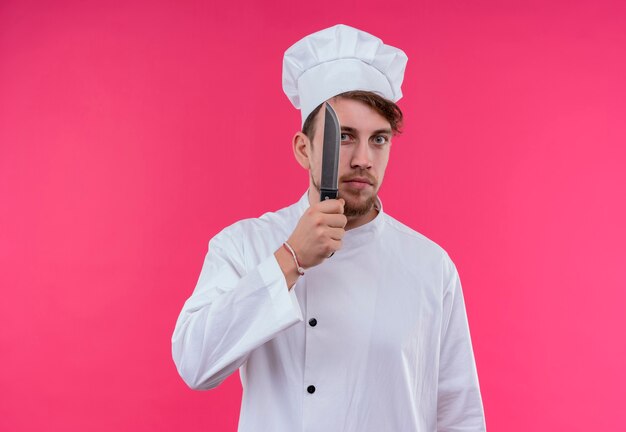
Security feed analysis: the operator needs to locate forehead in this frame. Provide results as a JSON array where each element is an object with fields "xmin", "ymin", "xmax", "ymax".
[{"xmin": 326, "ymin": 97, "xmax": 391, "ymax": 131}]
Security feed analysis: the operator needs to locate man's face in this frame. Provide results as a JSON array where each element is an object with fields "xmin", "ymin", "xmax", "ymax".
[{"xmin": 308, "ymin": 97, "xmax": 392, "ymax": 217}]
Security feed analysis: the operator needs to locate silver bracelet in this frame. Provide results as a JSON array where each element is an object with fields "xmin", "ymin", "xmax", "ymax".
[{"xmin": 282, "ymin": 241, "xmax": 304, "ymax": 276}]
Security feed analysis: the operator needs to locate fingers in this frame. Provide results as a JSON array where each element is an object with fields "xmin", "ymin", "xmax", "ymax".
[
  {"xmin": 288, "ymin": 198, "xmax": 346, "ymax": 269},
  {"xmin": 316, "ymin": 199, "xmax": 347, "ymax": 228},
  {"xmin": 328, "ymin": 227, "xmax": 345, "ymax": 241},
  {"xmin": 306, "ymin": 202, "xmax": 347, "ymax": 228},
  {"xmin": 317, "ymin": 198, "xmax": 345, "ymax": 215},
  {"xmin": 325, "ymin": 214, "xmax": 348, "ymax": 229}
]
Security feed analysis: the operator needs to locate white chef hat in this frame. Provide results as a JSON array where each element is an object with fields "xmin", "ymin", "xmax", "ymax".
[{"xmin": 282, "ymin": 24, "xmax": 408, "ymax": 126}]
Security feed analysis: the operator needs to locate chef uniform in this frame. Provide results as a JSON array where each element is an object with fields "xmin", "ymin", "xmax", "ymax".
[{"xmin": 172, "ymin": 24, "xmax": 486, "ymax": 432}]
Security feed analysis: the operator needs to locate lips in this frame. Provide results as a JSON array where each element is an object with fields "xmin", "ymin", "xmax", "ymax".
[
  {"xmin": 342, "ymin": 176, "xmax": 375, "ymax": 191},
  {"xmin": 342, "ymin": 177, "xmax": 373, "ymax": 185}
]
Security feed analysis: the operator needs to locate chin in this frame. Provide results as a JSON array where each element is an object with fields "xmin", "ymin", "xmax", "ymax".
[{"xmin": 341, "ymin": 192, "xmax": 377, "ymax": 217}]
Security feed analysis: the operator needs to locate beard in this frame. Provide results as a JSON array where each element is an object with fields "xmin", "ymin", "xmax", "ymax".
[{"xmin": 311, "ymin": 170, "xmax": 378, "ymax": 217}]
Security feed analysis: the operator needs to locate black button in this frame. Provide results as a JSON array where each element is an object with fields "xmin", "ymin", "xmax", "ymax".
[
  {"xmin": 308, "ymin": 318, "xmax": 317, "ymax": 327},
  {"xmin": 307, "ymin": 385, "xmax": 316, "ymax": 394}
]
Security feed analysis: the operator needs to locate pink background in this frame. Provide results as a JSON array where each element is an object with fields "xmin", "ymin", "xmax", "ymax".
[{"xmin": 1, "ymin": 0, "xmax": 625, "ymax": 430}]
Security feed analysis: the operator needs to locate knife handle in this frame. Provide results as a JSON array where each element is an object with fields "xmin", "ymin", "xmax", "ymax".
[{"xmin": 320, "ymin": 188, "xmax": 338, "ymax": 201}]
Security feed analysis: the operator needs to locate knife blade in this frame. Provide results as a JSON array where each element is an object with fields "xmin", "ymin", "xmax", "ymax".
[{"xmin": 320, "ymin": 102, "xmax": 340, "ymax": 201}]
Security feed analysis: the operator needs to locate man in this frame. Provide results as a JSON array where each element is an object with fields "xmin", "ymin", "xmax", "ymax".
[{"xmin": 172, "ymin": 24, "xmax": 486, "ymax": 431}]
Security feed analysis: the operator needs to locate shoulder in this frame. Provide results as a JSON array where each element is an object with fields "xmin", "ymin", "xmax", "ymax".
[
  {"xmin": 380, "ymin": 213, "xmax": 460, "ymax": 290},
  {"xmin": 381, "ymin": 212, "xmax": 455, "ymax": 268},
  {"xmin": 381, "ymin": 213, "xmax": 448, "ymax": 254}
]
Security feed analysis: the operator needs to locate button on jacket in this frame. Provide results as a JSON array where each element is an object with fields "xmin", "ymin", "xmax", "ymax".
[{"xmin": 172, "ymin": 193, "xmax": 486, "ymax": 431}]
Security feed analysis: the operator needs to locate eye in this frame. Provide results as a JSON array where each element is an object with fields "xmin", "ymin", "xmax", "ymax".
[
  {"xmin": 372, "ymin": 135, "xmax": 389, "ymax": 145},
  {"xmin": 340, "ymin": 133, "xmax": 352, "ymax": 142}
]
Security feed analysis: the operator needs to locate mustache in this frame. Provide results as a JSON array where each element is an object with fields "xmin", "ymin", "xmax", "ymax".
[{"xmin": 339, "ymin": 172, "xmax": 377, "ymax": 185}]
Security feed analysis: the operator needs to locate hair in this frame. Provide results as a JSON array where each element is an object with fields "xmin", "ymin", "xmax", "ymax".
[{"xmin": 301, "ymin": 90, "xmax": 404, "ymax": 141}]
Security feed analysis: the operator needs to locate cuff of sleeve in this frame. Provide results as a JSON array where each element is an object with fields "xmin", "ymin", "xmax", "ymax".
[{"xmin": 257, "ymin": 253, "xmax": 304, "ymax": 324}]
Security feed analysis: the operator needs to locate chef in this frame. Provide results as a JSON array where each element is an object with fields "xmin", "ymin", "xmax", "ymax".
[{"xmin": 172, "ymin": 24, "xmax": 486, "ymax": 431}]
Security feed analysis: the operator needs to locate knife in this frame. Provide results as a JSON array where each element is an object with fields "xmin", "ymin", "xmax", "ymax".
[{"xmin": 320, "ymin": 102, "xmax": 341, "ymax": 201}]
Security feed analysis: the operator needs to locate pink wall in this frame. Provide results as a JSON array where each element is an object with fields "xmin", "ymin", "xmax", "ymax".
[{"xmin": 1, "ymin": 0, "xmax": 625, "ymax": 430}]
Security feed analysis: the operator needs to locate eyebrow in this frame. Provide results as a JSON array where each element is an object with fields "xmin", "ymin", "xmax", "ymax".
[{"xmin": 341, "ymin": 126, "xmax": 393, "ymax": 135}]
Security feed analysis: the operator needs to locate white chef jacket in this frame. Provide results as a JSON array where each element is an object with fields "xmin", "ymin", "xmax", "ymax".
[{"xmin": 172, "ymin": 192, "xmax": 486, "ymax": 432}]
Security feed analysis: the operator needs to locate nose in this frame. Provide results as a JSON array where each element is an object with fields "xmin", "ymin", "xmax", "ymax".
[{"xmin": 349, "ymin": 140, "xmax": 372, "ymax": 170}]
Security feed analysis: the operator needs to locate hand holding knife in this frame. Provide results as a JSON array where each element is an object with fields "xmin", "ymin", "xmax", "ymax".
[{"xmin": 277, "ymin": 102, "xmax": 345, "ymax": 276}]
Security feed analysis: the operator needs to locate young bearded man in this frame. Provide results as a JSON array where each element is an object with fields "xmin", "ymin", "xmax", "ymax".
[{"xmin": 172, "ymin": 24, "xmax": 486, "ymax": 432}]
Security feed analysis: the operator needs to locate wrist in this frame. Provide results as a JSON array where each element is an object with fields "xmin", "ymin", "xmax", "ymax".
[{"xmin": 274, "ymin": 246, "xmax": 301, "ymax": 290}]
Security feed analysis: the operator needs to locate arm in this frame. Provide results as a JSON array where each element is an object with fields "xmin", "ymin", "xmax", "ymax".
[
  {"xmin": 171, "ymin": 198, "xmax": 347, "ymax": 390},
  {"xmin": 437, "ymin": 257, "xmax": 486, "ymax": 431},
  {"xmin": 171, "ymin": 228, "xmax": 304, "ymax": 390}
]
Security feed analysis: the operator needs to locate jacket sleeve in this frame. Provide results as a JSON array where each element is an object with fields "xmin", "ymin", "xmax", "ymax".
[
  {"xmin": 171, "ymin": 228, "xmax": 304, "ymax": 390},
  {"xmin": 437, "ymin": 256, "xmax": 486, "ymax": 431}
]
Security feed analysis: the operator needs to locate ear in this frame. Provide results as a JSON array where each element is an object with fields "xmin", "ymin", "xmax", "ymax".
[{"xmin": 292, "ymin": 131, "xmax": 311, "ymax": 170}]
